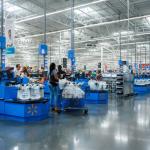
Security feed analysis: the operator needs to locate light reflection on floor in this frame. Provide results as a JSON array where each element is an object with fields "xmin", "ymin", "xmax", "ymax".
[{"xmin": 0, "ymin": 94, "xmax": 150, "ymax": 150}]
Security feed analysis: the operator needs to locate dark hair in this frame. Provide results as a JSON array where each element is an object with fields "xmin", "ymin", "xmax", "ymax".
[
  {"xmin": 58, "ymin": 65, "xmax": 62, "ymax": 71},
  {"xmin": 16, "ymin": 64, "xmax": 20, "ymax": 68},
  {"xmin": 49, "ymin": 63, "xmax": 56, "ymax": 74}
]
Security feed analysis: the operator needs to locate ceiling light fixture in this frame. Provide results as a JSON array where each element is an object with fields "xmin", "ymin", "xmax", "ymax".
[{"xmin": 15, "ymin": 0, "xmax": 107, "ymax": 23}]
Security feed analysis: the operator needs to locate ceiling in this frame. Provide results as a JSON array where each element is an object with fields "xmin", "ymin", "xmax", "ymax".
[{"xmin": 1, "ymin": 0, "xmax": 150, "ymax": 70}]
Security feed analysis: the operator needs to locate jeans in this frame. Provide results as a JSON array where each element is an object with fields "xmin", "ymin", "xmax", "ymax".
[{"xmin": 49, "ymin": 84, "xmax": 59, "ymax": 109}]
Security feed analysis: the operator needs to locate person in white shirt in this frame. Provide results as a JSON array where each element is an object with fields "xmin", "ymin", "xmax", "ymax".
[{"xmin": 15, "ymin": 64, "xmax": 21, "ymax": 77}]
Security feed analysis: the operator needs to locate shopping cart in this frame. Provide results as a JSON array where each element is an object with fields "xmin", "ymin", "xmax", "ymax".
[{"xmin": 61, "ymin": 97, "xmax": 88, "ymax": 115}]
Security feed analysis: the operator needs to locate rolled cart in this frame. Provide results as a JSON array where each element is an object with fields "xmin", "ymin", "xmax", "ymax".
[
  {"xmin": 58, "ymin": 80, "xmax": 88, "ymax": 114},
  {"xmin": 61, "ymin": 97, "xmax": 88, "ymax": 115}
]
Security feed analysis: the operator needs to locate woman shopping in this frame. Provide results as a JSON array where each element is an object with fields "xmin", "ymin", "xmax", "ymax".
[{"xmin": 49, "ymin": 63, "xmax": 61, "ymax": 112}]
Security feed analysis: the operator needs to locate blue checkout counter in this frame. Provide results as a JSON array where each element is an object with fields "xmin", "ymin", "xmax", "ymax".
[
  {"xmin": 0, "ymin": 85, "xmax": 49, "ymax": 122},
  {"xmin": 85, "ymin": 90, "xmax": 108, "ymax": 104},
  {"xmin": 133, "ymin": 77, "xmax": 150, "ymax": 94}
]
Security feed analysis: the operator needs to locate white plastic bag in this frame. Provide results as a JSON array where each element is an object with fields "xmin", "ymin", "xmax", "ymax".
[
  {"xmin": 30, "ymin": 84, "xmax": 41, "ymax": 100},
  {"xmin": 62, "ymin": 83, "xmax": 85, "ymax": 99},
  {"xmin": 59, "ymin": 79, "xmax": 69, "ymax": 90},
  {"xmin": 88, "ymin": 80, "xmax": 107, "ymax": 91},
  {"xmin": 17, "ymin": 85, "xmax": 30, "ymax": 101},
  {"xmin": 39, "ymin": 84, "xmax": 44, "ymax": 99}
]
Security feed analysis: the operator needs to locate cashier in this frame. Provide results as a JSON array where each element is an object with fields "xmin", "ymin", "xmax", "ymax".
[{"xmin": 15, "ymin": 64, "xmax": 21, "ymax": 77}]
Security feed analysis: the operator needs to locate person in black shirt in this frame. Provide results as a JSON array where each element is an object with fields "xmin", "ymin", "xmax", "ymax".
[
  {"xmin": 57, "ymin": 65, "xmax": 66, "ymax": 79},
  {"xmin": 49, "ymin": 63, "xmax": 60, "ymax": 112}
]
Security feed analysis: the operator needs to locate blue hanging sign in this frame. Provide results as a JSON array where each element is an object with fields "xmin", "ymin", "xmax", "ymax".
[
  {"xmin": 68, "ymin": 49, "xmax": 74, "ymax": 59},
  {"xmin": 39, "ymin": 43, "xmax": 48, "ymax": 55},
  {"xmin": 118, "ymin": 59, "xmax": 122, "ymax": 66},
  {"xmin": 0, "ymin": 36, "xmax": 6, "ymax": 49},
  {"xmin": 6, "ymin": 47, "xmax": 15, "ymax": 54}
]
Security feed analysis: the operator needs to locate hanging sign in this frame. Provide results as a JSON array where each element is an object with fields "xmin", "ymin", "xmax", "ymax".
[
  {"xmin": 5, "ymin": 18, "xmax": 15, "ymax": 55},
  {"xmin": 0, "ymin": 36, "xmax": 6, "ymax": 49},
  {"xmin": 68, "ymin": 49, "xmax": 76, "ymax": 72},
  {"xmin": 118, "ymin": 59, "xmax": 122, "ymax": 66},
  {"xmin": 6, "ymin": 47, "xmax": 15, "ymax": 55},
  {"xmin": 68, "ymin": 49, "xmax": 74, "ymax": 59},
  {"xmin": 39, "ymin": 43, "xmax": 48, "ymax": 55}
]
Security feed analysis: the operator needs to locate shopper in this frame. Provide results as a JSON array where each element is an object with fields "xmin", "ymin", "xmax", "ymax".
[
  {"xmin": 49, "ymin": 63, "xmax": 60, "ymax": 112},
  {"xmin": 15, "ymin": 64, "xmax": 21, "ymax": 77},
  {"xmin": 96, "ymin": 70, "xmax": 102, "ymax": 81},
  {"xmin": 57, "ymin": 65, "xmax": 66, "ymax": 79},
  {"xmin": 21, "ymin": 66, "xmax": 29, "ymax": 77}
]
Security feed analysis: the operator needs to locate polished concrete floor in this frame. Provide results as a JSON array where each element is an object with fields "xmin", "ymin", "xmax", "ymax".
[{"xmin": 0, "ymin": 94, "xmax": 150, "ymax": 150}]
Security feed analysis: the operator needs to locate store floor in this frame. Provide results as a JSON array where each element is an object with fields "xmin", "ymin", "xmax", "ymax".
[{"xmin": 0, "ymin": 94, "xmax": 150, "ymax": 150}]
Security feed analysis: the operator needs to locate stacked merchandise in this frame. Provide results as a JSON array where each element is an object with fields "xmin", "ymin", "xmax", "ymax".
[
  {"xmin": 102, "ymin": 73, "xmax": 117, "ymax": 93},
  {"xmin": 116, "ymin": 73, "xmax": 124, "ymax": 96},
  {"xmin": 116, "ymin": 65, "xmax": 124, "ymax": 96},
  {"xmin": 116, "ymin": 65, "xmax": 133, "ymax": 96}
]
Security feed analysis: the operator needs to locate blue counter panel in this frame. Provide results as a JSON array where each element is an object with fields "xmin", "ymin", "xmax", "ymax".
[
  {"xmin": 0, "ymin": 85, "xmax": 5, "ymax": 99},
  {"xmin": 85, "ymin": 91, "xmax": 108, "ymax": 104},
  {"xmin": 5, "ymin": 103, "xmax": 25, "ymax": 117},
  {"xmin": 133, "ymin": 85, "xmax": 149, "ymax": 94},
  {"xmin": 3, "ymin": 101, "xmax": 49, "ymax": 122},
  {"xmin": 4, "ymin": 86, "xmax": 18, "ymax": 100},
  {"xmin": 0, "ymin": 101, "xmax": 5, "ymax": 114},
  {"xmin": 5, "ymin": 102, "xmax": 49, "ymax": 117}
]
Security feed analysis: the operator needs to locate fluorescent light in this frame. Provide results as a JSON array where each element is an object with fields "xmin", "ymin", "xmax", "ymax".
[
  {"xmin": 147, "ymin": 17, "xmax": 150, "ymax": 22},
  {"xmin": 74, "ymin": 10, "xmax": 87, "ymax": 17},
  {"xmin": 15, "ymin": 0, "xmax": 107, "ymax": 23},
  {"xmin": 113, "ymin": 31, "xmax": 134, "ymax": 36},
  {"xmin": 5, "ymin": 2, "xmax": 21, "ymax": 12},
  {"xmin": 16, "ymin": 14, "xmax": 150, "ymax": 40},
  {"xmin": 75, "ymin": 7, "xmax": 98, "ymax": 18}
]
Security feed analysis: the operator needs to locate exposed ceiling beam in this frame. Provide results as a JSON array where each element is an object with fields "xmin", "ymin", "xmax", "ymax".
[
  {"xmin": 15, "ymin": 0, "xmax": 108, "ymax": 23},
  {"xmin": 16, "ymin": 14, "xmax": 150, "ymax": 39}
]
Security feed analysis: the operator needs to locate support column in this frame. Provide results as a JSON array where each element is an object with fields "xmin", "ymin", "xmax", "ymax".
[
  {"xmin": 1, "ymin": 0, "xmax": 5, "ymax": 70},
  {"xmin": 101, "ymin": 47, "xmax": 103, "ymax": 71}
]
